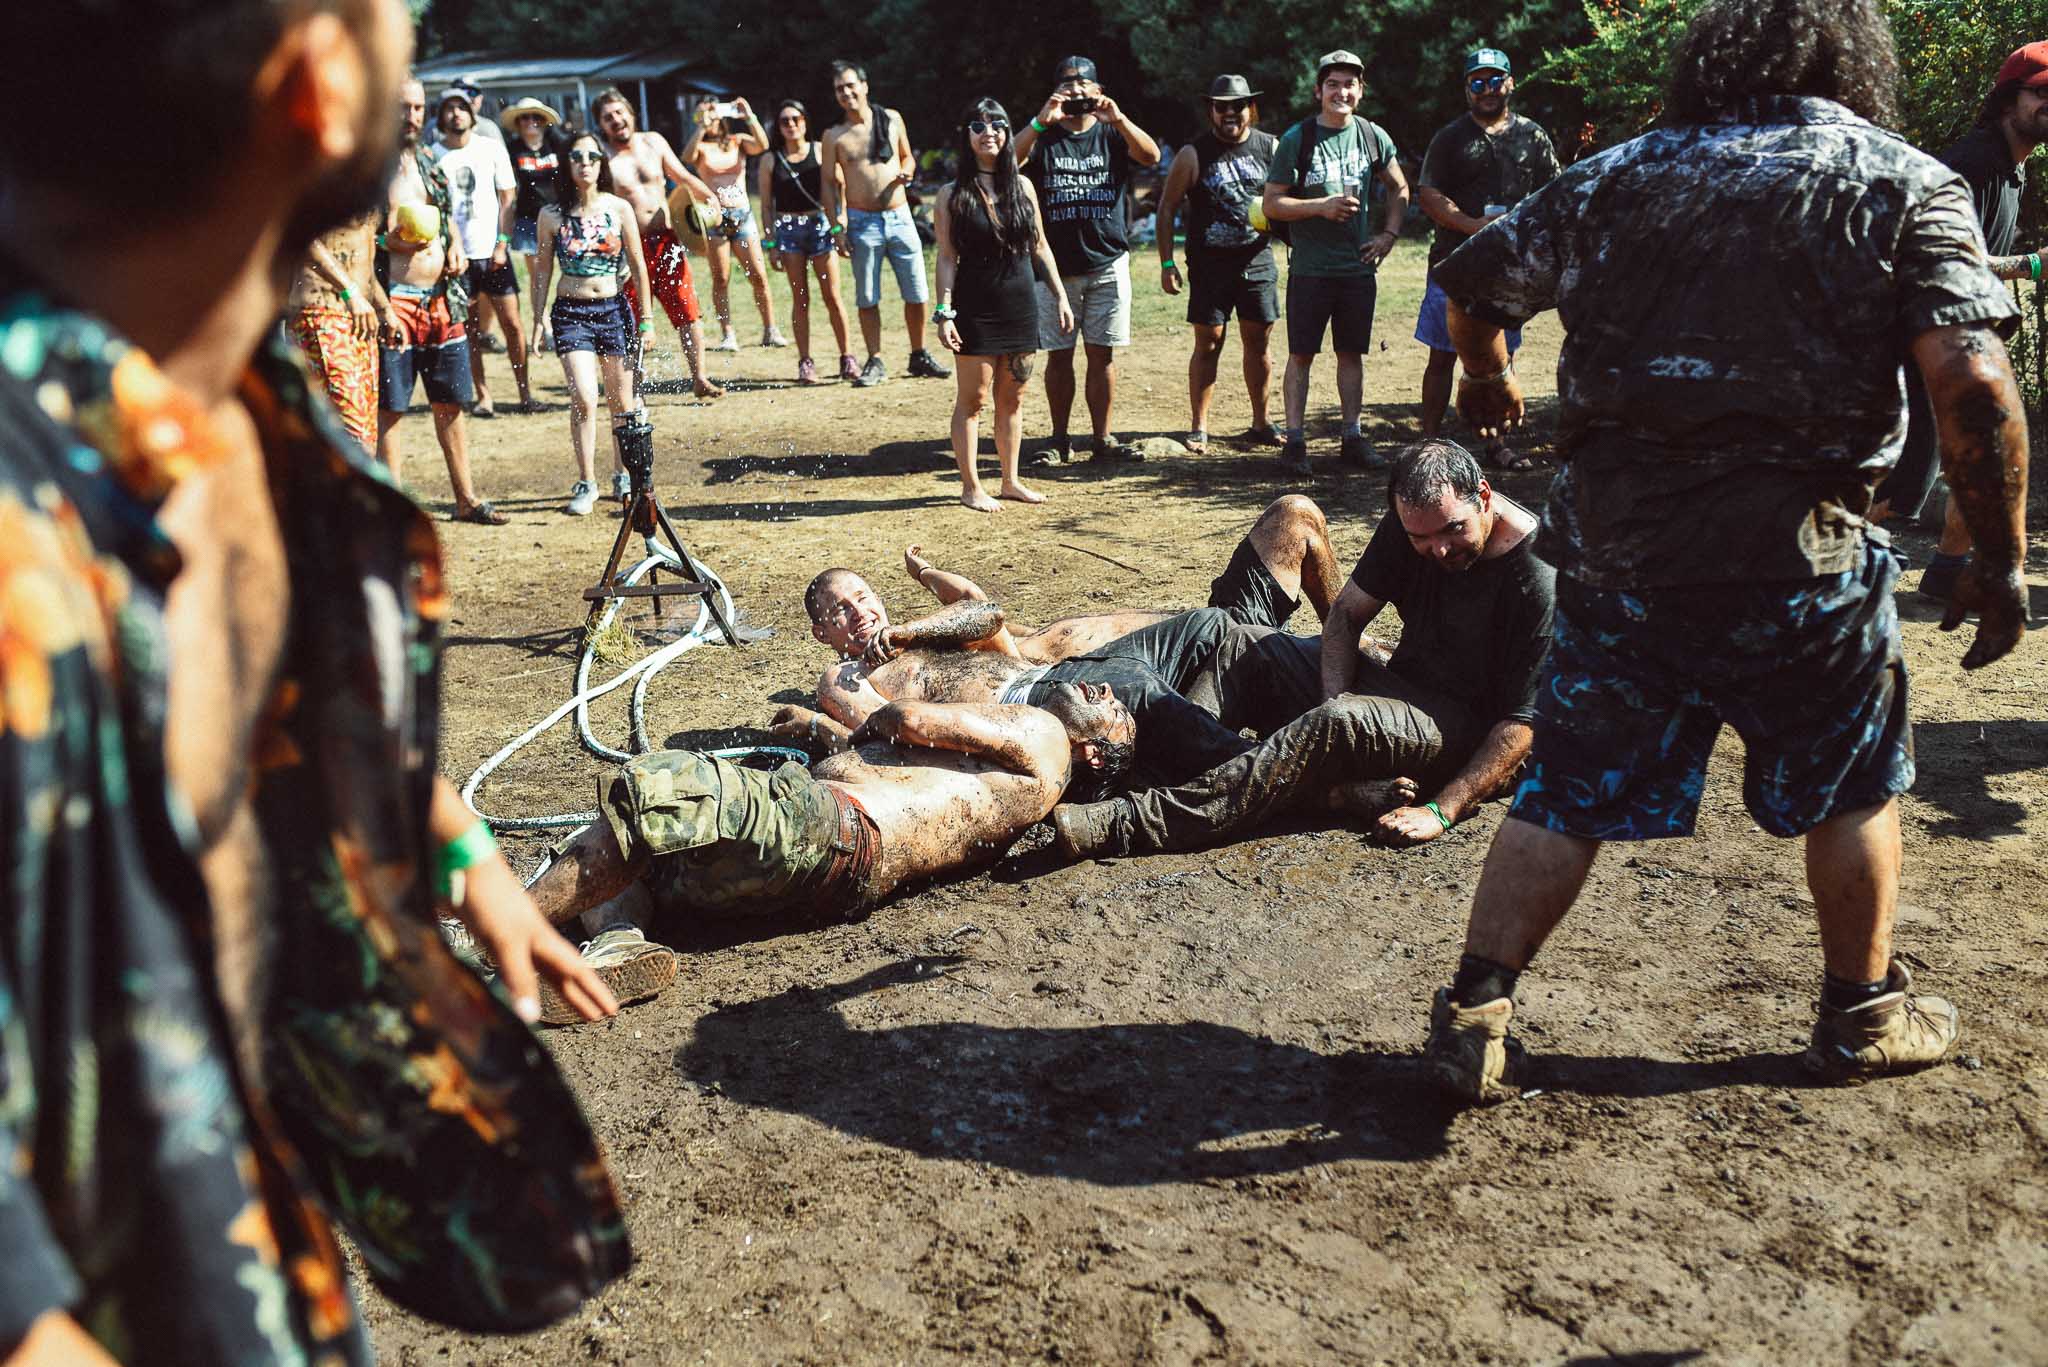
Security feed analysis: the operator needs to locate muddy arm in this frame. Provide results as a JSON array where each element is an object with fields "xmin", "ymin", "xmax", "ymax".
[
  {"xmin": 864, "ymin": 599, "xmax": 1007, "ymax": 667},
  {"xmin": 850, "ymin": 701, "xmax": 1066, "ymax": 783}
]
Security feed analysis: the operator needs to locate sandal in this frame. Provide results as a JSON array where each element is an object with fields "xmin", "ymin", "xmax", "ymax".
[
  {"xmin": 1186, "ymin": 429, "xmax": 1209, "ymax": 455},
  {"xmin": 1482, "ymin": 443, "xmax": 1539, "ymax": 472},
  {"xmin": 1241, "ymin": 423, "xmax": 1284, "ymax": 447},
  {"xmin": 452, "ymin": 500, "xmax": 510, "ymax": 525},
  {"xmin": 469, "ymin": 401, "xmax": 496, "ymax": 420}
]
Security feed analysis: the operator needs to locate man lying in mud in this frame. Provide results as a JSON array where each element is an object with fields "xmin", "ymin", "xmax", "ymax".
[
  {"xmin": 1051, "ymin": 439, "xmax": 1558, "ymax": 858},
  {"xmin": 805, "ymin": 496, "xmax": 1344, "ymax": 784},
  {"xmin": 520, "ymin": 692, "xmax": 1132, "ymax": 1021}
]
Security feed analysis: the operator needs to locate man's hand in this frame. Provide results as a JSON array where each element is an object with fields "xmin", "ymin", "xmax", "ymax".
[
  {"xmin": 347, "ymin": 290, "xmax": 378, "ymax": 341},
  {"xmin": 1457, "ymin": 371, "xmax": 1524, "ymax": 440},
  {"xmin": 1036, "ymin": 91, "xmax": 1065, "ymax": 128},
  {"xmin": 445, "ymin": 247, "xmax": 467, "ymax": 277},
  {"xmin": 1359, "ymin": 230, "xmax": 1397, "ymax": 267},
  {"xmin": 1324, "ymin": 193, "xmax": 1361, "ymax": 223},
  {"xmin": 1376, "ymin": 805, "xmax": 1449, "ymax": 847},
  {"xmin": 381, "ymin": 308, "xmax": 410, "ymax": 347},
  {"xmin": 490, "ymin": 239, "xmax": 510, "ymax": 267},
  {"xmin": 860, "ymin": 626, "xmax": 905, "ymax": 670},
  {"xmin": 1160, "ymin": 261, "xmax": 1182, "ymax": 296},
  {"xmin": 904, "ymin": 543, "xmax": 933, "ymax": 585},
  {"xmin": 834, "ymin": 217, "xmax": 852, "ymax": 257},
  {"xmin": 1942, "ymin": 557, "xmax": 2028, "ymax": 669},
  {"xmin": 1094, "ymin": 94, "xmax": 1125, "ymax": 126},
  {"xmin": 453, "ymin": 857, "xmax": 618, "ymax": 1024}
]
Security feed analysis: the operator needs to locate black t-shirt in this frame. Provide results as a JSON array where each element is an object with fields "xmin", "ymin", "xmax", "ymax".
[
  {"xmin": 1025, "ymin": 121, "xmax": 1133, "ymax": 274},
  {"xmin": 1349, "ymin": 510, "xmax": 1556, "ymax": 725},
  {"xmin": 1418, "ymin": 112, "xmax": 1560, "ymax": 269},
  {"xmin": 1939, "ymin": 122, "xmax": 2024, "ymax": 257},
  {"xmin": 510, "ymin": 134, "xmax": 563, "ymax": 221},
  {"xmin": 770, "ymin": 144, "xmax": 825, "ymax": 215},
  {"xmin": 1185, "ymin": 128, "xmax": 1277, "ymax": 264}
]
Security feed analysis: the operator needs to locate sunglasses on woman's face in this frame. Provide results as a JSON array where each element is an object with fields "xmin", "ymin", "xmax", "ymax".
[
  {"xmin": 967, "ymin": 119, "xmax": 1009, "ymax": 135},
  {"xmin": 567, "ymin": 149, "xmax": 604, "ymax": 165},
  {"xmin": 1468, "ymin": 74, "xmax": 1508, "ymax": 93},
  {"xmin": 778, "ymin": 114, "xmax": 804, "ymax": 124}
]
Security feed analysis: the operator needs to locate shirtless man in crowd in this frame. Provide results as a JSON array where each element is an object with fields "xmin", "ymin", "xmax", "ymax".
[
  {"xmin": 804, "ymin": 496, "xmax": 1345, "ymax": 784},
  {"xmin": 287, "ymin": 207, "xmax": 390, "ymax": 452},
  {"xmin": 819, "ymin": 60, "xmax": 949, "ymax": 386},
  {"xmin": 593, "ymin": 87, "xmax": 725, "ymax": 409},
  {"xmin": 380, "ymin": 77, "xmax": 507, "ymax": 522},
  {"xmin": 523, "ymin": 694, "xmax": 1134, "ymax": 1021}
]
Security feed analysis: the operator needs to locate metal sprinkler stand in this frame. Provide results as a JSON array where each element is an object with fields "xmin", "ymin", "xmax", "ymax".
[{"xmin": 583, "ymin": 408, "xmax": 740, "ymax": 645}]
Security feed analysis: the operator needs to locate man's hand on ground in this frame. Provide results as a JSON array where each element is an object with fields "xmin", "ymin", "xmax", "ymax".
[
  {"xmin": 1942, "ymin": 558, "xmax": 2028, "ymax": 669},
  {"xmin": 1376, "ymin": 804, "xmax": 1448, "ymax": 847},
  {"xmin": 453, "ymin": 857, "xmax": 619, "ymax": 1024},
  {"xmin": 1456, "ymin": 372, "xmax": 1524, "ymax": 439}
]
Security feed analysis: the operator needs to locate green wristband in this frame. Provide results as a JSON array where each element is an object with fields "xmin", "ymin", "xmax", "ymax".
[
  {"xmin": 1424, "ymin": 801, "xmax": 1451, "ymax": 832},
  {"xmin": 1031, "ymin": 117, "xmax": 1048, "ymax": 133},
  {"xmin": 2031, "ymin": 253, "xmax": 2042, "ymax": 283},
  {"xmin": 439, "ymin": 819, "xmax": 498, "ymax": 877}
]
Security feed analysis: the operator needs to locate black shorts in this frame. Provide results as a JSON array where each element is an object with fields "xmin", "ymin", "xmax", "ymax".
[
  {"xmin": 1285, "ymin": 272, "xmax": 1376, "ymax": 357},
  {"xmin": 1186, "ymin": 249, "xmax": 1279, "ymax": 327},
  {"xmin": 464, "ymin": 255, "xmax": 519, "ymax": 299},
  {"xmin": 550, "ymin": 295, "xmax": 637, "ymax": 358},
  {"xmin": 1207, "ymin": 537, "xmax": 1298, "ymax": 632}
]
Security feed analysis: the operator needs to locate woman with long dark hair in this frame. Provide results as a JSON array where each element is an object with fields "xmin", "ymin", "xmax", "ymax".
[
  {"xmin": 758, "ymin": 98, "xmax": 856, "ymax": 383},
  {"xmin": 933, "ymin": 98, "xmax": 1072, "ymax": 511},
  {"xmin": 529, "ymin": 130, "xmax": 652, "ymax": 515}
]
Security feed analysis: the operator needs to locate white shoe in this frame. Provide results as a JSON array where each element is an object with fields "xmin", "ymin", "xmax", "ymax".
[
  {"xmin": 713, "ymin": 331, "xmax": 741, "ymax": 353},
  {"xmin": 565, "ymin": 479, "xmax": 597, "ymax": 516},
  {"xmin": 763, "ymin": 327, "xmax": 791, "ymax": 348}
]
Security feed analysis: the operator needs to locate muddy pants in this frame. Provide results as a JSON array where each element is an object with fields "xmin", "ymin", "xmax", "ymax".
[{"xmin": 1105, "ymin": 657, "xmax": 1483, "ymax": 855}]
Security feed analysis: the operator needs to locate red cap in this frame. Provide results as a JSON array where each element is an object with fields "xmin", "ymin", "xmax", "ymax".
[{"xmin": 1996, "ymin": 41, "xmax": 2048, "ymax": 89}]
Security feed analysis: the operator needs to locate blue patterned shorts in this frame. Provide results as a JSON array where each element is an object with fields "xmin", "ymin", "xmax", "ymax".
[{"xmin": 1511, "ymin": 539, "xmax": 1913, "ymax": 840}]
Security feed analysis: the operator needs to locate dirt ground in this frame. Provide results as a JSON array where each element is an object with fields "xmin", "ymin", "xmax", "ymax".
[{"xmin": 361, "ymin": 240, "xmax": 2048, "ymax": 1365}]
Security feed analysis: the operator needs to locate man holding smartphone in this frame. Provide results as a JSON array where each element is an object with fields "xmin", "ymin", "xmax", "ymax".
[
  {"xmin": 1414, "ymin": 49, "xmax": 1560, "ymax": 472},
  {"xmin": 1017, "ymin": 55, "xmax": 1162, "ymax": 463},
  {"xmin": 1261, "ymin": 49, "xmax": 1408, "ymax": 477}
]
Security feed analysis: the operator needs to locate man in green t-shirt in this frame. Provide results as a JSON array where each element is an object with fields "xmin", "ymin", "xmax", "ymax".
[{"xmin": 1261, "ymin": 48, "xmax": 1408, "ymax": 476}]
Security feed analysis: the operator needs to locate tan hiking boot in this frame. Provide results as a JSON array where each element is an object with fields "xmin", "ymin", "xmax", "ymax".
[
  {"xmin": 537, "ymin": 926, "xmax": 677, "ymax": 1026},
  {"xmin": 1804, "ymin": 958, "xmax": 1959, "ymax": 1081},
  {"xmin": 1050, "ymin": 801, "xmax": 1129, "ymax": 860},
  {"xmin": 1423, "ymin": 989, "xmax": 1524, "ymax": 1104}
]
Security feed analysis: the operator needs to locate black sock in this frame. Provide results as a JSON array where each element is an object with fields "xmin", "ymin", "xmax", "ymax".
[
  {"xmin": 1822, "ymin": 972, "xmax": 1891, "ymax": 1011},
  {"xmin": 1449, "ymin": 954, "xmax": 1520, "ymax": 1006}
]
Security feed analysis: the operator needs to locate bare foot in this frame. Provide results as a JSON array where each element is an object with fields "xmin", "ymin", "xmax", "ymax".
[
  {"xmin": 694, "ymin": 379, "xmax": 725, "ymax": 399},
  {"xmin": 904, "ymin": 544, "xmax": 932, "ymax": 583},
  {"xmin": 1330, "ymin": 777, "xmax": 1418, "ymax": 820},
  {"xmin": 961, "ymin": 488, "xmax": 1001, "ymax": 513},
  {"xmin": 997, "ymin": 482, "xmax": 1046, "ymax": 505}
]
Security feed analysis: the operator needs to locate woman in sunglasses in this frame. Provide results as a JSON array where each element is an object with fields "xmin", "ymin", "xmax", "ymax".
[
  {"xmin": 933, "ymin": 98, "xmax": 1072, "ymax": 511},
  {"xmin": 529, "ymin": 131, "xmax": 653, "ymax": 516},
  {"xmin": 758, "ymin": 98, "xmax": 857, "ymax": 384}
]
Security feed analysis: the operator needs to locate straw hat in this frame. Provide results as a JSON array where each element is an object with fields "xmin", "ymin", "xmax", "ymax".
[{"xmin": 498, "ymin": 97, "xmax": 562, "ymax": 132}]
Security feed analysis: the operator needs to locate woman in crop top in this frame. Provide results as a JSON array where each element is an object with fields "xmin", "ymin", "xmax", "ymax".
[
  {"xmin": 756, "ymin": 98, "xmax": 855, "ymax": 385},
  {"xmin": 530, "ymin": 131, "xmax": 652, "ymax": 516},
  {"xmin": 682, "ymin": 95, "xmax": 787, "ymax": 353},
  {"xmin": 933, "ymin": 98, "xmax": 1072, "ymax": 512}
]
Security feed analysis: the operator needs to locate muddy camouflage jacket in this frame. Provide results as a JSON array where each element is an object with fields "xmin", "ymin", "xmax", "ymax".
[
  {"xmin": 0, "ymin": 287, "xmax": 625, "ymax": 1363},
  {"xmin": 1434, "ymin": 96, "xmax": 2019, "ymax": 589}
]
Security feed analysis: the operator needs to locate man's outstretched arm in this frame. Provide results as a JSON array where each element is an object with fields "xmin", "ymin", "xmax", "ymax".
[
  {"xmin": 1911, "ymin": 322, "xmax": 2030, "ymax": 669},
  {"xmin": 863, "ymin": 599, "xmax": 1006, "ymax": 666},
  {"xmin": 851, "ymin": 701, "xmax": 1068, "ymax": 782},
  {"xmin": 904, "ymin": 544, "xmax": 989, "ymax": 604},
  {"xmin": 1376, "ymin": 720, "xmax": 1534, "ymax": 847}
]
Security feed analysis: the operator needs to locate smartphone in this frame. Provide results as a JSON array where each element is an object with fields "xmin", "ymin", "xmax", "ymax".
[
  {"xmin": 1061, "ymin": 96, "xmax": 1099, "ymax": 116},
  {"xmin": 707, "ymin": 101, "xmax": 740, "ymax": 122}
]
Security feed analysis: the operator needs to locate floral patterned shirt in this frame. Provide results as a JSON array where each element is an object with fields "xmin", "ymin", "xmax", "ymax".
[{"xmin": 0, "ymin": 286, "xmax": 626, "ymax": 1363}]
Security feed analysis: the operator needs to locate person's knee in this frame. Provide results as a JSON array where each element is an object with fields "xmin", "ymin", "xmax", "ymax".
[
  {"xmin": 1084, "ymin": 342, "xmax": 1115, "ymax": 370},
  {"xmin": 1190, "ymin": 327, "xmax": 1227, "ymax": 357},
  {"xmin": 1258, "ymin": 493, "xmax": 1326, "ymax": 544},
  {"xmin": 1045, "ymin": 348, "xmax": 1076, "ymax": 377}
]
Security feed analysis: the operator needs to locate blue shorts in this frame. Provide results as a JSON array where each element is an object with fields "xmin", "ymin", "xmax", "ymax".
[
  {"xmin": 772, "ymin": 212, "xmax": 833, "ymax": 258},
  {"xmin": 511, "ymin": 216, "xmax": 540, "ymax": 254},
  {"xmin": 550, "ymin": 294, "xmax": 637, "ymax": 358},
  {"xmin": 847, "ymin": 204, "xmax": 929, "ymax": 309},
  {"xmin": 1511, "ymin": 539, "xmax": 1913, "ymax": 841},
  {"xmin": 378, "ymin": 287, "xmax": 474, "ymax": 412},
  {"xmin": 711, "ymin": 200, "xmax": 757, "ymax": 242},
  {"xmin": 1415, "ymin": 272, "xmax": 1522, "ymax": 355}
]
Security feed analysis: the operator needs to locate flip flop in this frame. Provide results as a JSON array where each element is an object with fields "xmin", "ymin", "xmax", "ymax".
[{"xmin": 452, "ymin": 501, "xmax": 510, "ymax": 525}]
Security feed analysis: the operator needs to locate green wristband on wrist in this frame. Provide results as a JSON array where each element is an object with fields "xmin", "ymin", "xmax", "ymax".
[
  {"xmin": 338, "ymin": 286, "xmax": 354, "ymax": 303},
  {"xmin": 1424, "ymin": 801, "xmax": 1451, "ymax": 832},
  {"xmin": 436, "ymin": 819, "xmax": 497, "ymax": 900},
  {"xmin": 497, "ymin": 232, "xmax": 511, "ymax": 244},
  {"xmin": 1030, "ymin": 117, "xmax": 1048, "ymax": 133},
  {"xmin": 1161, "ymin": 259, "xmax": 1176, "ymax": 269},
  {"xmin": 2031, "ymin": 253, "xmax": 2042, "ymax": 282}
]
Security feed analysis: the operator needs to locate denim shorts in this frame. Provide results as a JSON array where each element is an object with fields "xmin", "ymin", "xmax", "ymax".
[
  {"xmin": 550, "ymin": 294, "xmax": 637, "ymax": 358},
  {"xmin": 1414, "ymin": 272, "xmax": 1521, "ymax": 355},
  {"xmin": 1511, "ymin": 539, "xmax": 1913, "ymax": 840},
  {"xmin": 511, "ymin": 216, "xmax": 540, "ymax": 254},
  {"xmin": 847, "ymin": 205, "xmax": 929, "ymax": 309},
  {"xmin": 773, "ymin": 212, "xmax": 833, "ymax": 258},
  {"xmin": 711, "ymin": 200, "xmax": 757, "ymax": 242}
]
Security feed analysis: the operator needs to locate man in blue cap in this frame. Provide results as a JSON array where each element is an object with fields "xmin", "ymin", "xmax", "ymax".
[{"xmin": 1414, "ymin": 47, "xmax": 1559, "ymax": 472}]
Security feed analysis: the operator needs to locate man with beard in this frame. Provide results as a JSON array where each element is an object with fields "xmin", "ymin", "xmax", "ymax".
[
  {"xmin": 1413, "ymin": 49, "xmax": 1560, "ymax": 472},
  {"xmin": 0, "ymin": 2, "xmax": 627, "ymax": 1362},
  {"xmin": 1423, "ymin": 0, "xmax": 2028, "ymax": 1104},
  {"xmin": 1156, "ymin": 75, "xmax": 1281, "ymax": 454},
  {"xmin": 1877, "ymin": 42, "xmax": 2048, "ymax": 598},
  {"xmin": 378, "ymin": 77, "xmax": 509, "ymax": 522},
  {"xmin": 593, "ymin": 87, "xmax": 724, "ymax": 411},
  {"xmin": 820, "ymin": 61, "xmax": 951, "ymax": 387},
  {"xmin": 1050, "ymin": 441, "xmax": 1556, "ymax": 860},
  {"xmin": 518, "ymin": 693, "xmax": 1134, "ymax": 1022},
  {"xmin": 433, "ymin": 86, "xmax": 533, "ymax": 416}
]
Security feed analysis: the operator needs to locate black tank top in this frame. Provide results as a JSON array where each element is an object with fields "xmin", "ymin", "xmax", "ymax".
[
  {"xmin": 770, "ymin": 145, "xmax": 824, "ymax": 215},
  {"xmin": 948, "ymin": 182, "xmax": 1036, "ymax": 263},
  {"xmin": 1186, "ymin": 128, "xmax": 1278, "ymax": 255}
]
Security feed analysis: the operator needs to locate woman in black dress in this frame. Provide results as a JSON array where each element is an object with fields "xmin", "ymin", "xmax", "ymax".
[{"xmin": 933, "ymin": 98, "xmax": 1072, "ymax": 511}]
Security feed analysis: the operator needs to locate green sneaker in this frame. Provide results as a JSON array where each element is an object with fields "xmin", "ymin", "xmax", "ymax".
[
  {"xmin": 1422, "ymin": 989, "xmax": 1524, "ymax": 1104},
  {"xmin": 1804, "ymin": 959, "xmax": 1960, "ymax": 1081},
  {"xmin": 537, "ymin": 926, "xmax": 678, "ymax": 1026}
]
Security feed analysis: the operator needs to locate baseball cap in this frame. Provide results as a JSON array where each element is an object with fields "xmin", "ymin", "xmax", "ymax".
[
  {"xmin": 1995, "ymin": 41, "xmax": 2048, "ymax": 89},
  {"xmin": 436, "ymin": 86, "xmax": 471, "ymax": 111},
  {"xmin": 1317, "ymin": 49, "xmax": 1365, "ymax": 82},
  {"xmin": 1467, "ymin": 48, "xmax": 1511, "ymax": 75},
  {"xmin": 1054, "ymin": 55, "xmax": 1099, "ymax": 83}
]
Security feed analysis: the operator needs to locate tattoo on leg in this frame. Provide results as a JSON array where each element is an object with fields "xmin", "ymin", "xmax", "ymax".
[{"xmin": 1006, "ymin": 352, "xmax": 1035, "ymax": 385}]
